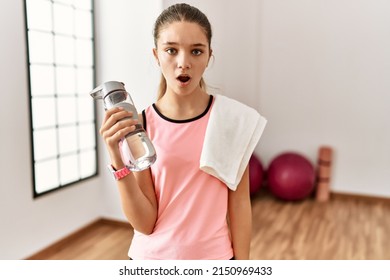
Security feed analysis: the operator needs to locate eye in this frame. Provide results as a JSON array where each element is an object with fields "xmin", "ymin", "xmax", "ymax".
[
  {"xmin": 166, "ymin": 48, "xmax": 177, "ymax": 55},
  {"xmin": 192, "ymin": 49, "xmax": 203, "ymax": 56}
]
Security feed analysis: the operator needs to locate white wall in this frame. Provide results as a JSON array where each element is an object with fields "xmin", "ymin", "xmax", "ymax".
[
  {"xmin": 0, "ymin": 1, "xmax": 103, "ymax": 259},
  {"xmin": 257, "ymin": 0, "xmax": 390, "ymax": 197}
]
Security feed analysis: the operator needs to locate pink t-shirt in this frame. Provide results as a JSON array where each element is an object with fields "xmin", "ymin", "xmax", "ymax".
[{"xmin": 128, "ymin": 95, "xmax": 233, "ymax": 260}]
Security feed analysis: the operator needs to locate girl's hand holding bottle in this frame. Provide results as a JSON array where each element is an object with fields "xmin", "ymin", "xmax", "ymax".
[{"xmin": 99, "ymin": 107, "xmax": 138, "ymax": 169}]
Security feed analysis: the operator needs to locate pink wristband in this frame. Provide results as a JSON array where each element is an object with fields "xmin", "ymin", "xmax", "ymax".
[{"xmin": 111, "ymin": 165, "xmax": 131, "ymax": 180}]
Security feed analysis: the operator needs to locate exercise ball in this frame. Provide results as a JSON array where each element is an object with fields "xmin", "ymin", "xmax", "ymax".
[
  {"xmin": 249, "ymin": 154, "xmax": 264, "ymax": 196},
  {"xmin": 267, "ymin": 152, "xmax": 315, "ymax": 201}
]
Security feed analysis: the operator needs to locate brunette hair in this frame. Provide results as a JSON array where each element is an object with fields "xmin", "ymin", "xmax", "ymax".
[{"xmin": 153, "ymin": 3, "xmax": 212, "ymax": 100}]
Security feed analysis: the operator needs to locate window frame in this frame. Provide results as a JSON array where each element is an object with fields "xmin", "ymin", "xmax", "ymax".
[{"xmin": 23, "ymin": 0, "xmax": 99, "ymax": 198}]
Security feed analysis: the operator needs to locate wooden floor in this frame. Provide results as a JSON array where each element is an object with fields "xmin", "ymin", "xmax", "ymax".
[
  {"xmin": 27, "ymin": 219, "xmax": 133, "ymax": 260},
  {"xmin": 250, "ymin": 192, "xmax": 390, "ymax": 260},
  {"xmin": 27, "ymin": 192, "xmax": 390, "ymax": 260}
]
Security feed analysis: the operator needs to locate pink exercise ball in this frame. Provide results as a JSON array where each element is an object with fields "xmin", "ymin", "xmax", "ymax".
[
  {"xmin": 249, "ymin": 154, "xmax": 264, "ymax": 196},
  {"xmin": 267, "ymin": 152, "xmax": 315, "ymax": 201}
]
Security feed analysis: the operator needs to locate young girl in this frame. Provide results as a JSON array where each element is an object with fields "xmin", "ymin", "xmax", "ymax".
[{"xmin": 99, "ymin": 3, "xmax": 264, "ymax": 260}]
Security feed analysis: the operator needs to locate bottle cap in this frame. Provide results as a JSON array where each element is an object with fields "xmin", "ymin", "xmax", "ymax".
[{"xmin": 90, "ymin": 81, "xmax": 126, "ymax": 99}]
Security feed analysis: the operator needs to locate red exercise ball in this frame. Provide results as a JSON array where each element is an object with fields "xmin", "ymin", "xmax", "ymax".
[
  {"xmin": 249, "ymin": 154, "xmax": 264, "ymax": 196},
  {"xmin": 267, "ymin": 152, "xmax": 315, "ymax": 201}
]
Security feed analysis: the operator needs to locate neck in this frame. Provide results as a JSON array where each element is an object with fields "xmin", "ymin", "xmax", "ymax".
[{"xmin": 156, "ymin": 88, "xmax": 210, "ymax": 120}]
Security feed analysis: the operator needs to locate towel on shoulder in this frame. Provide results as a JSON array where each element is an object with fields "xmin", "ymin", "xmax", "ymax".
[{"xmin": 200, "ymin": 94, "xmax": 267, "ymax": 191}]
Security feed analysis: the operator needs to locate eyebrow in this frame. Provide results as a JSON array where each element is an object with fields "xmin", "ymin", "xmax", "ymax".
[{"xmin": 162, "ymin": 42, "xmax": 207, "ymax": 48}]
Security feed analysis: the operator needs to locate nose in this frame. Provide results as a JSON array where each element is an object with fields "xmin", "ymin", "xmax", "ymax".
[{"xmin": 177, "ymin": 52, "xmax": 191, "ymax": 69}]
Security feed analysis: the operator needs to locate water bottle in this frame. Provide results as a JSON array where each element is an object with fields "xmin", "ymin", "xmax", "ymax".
[{"xmin": 90, "ymin": 81, "xmax": 156, "ymax": 171}]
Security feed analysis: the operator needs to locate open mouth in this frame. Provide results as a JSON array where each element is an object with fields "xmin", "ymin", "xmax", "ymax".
[{"xmin": 177, "ymin": 74, "xmax": 191, "ymax": 84}]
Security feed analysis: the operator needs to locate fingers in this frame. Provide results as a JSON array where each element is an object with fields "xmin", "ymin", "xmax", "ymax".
[
  {"xmin": 101, "ymin": 107, "xmax": 132, "ymax": 128},
  {"xmin": 100, "ymin": 107, "xmax": 138, "ymax": 147}
]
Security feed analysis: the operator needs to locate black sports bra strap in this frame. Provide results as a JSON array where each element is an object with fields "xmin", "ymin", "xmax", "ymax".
[{"xmin": 141, "ymin": 109, "xmax": 147, "ymax": 131}]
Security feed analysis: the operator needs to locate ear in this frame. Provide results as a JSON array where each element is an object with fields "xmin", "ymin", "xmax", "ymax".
[
  {"xmin": 207, "ymin": 49, "xmax": 213, "ymax": 67},
  {"xmin": 153, "ymin": 48, "xmax": 160, "ymax": 66}
]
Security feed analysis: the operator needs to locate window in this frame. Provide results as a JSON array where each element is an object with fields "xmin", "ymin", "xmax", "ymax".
[{"xmin": 24, "ymin": 0, "xmax": 97, "ymax": 197}]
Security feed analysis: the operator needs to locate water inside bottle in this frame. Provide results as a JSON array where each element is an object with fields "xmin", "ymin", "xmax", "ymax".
[{"xmin": 119, "ymin": 131, "xmax": 157, "ymax": 171}]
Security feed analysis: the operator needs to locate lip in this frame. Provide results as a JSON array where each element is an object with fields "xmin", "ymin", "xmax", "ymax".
[{"xmin": 176, "ymin": 74, "xmax": 191, "ymax": 87}]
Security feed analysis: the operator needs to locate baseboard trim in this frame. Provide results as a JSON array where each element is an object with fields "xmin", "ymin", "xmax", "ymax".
[
  {"xmin": 332, "ymin": 191, "xmax": 390, "ymax": 203},
  {"xmin": 25, "ymin": 218, "xmax": 131, "ymax": 260}
]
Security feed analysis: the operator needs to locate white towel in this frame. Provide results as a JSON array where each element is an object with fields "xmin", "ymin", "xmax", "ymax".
[{"xmin": 200, "ymin": 94, "xmax": 267, "ymax": 191}]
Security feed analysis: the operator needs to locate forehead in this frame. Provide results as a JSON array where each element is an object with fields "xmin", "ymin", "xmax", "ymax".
[{"xmin": 157, "ymin": 21, "xmax": 209, "ymax": 46}]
